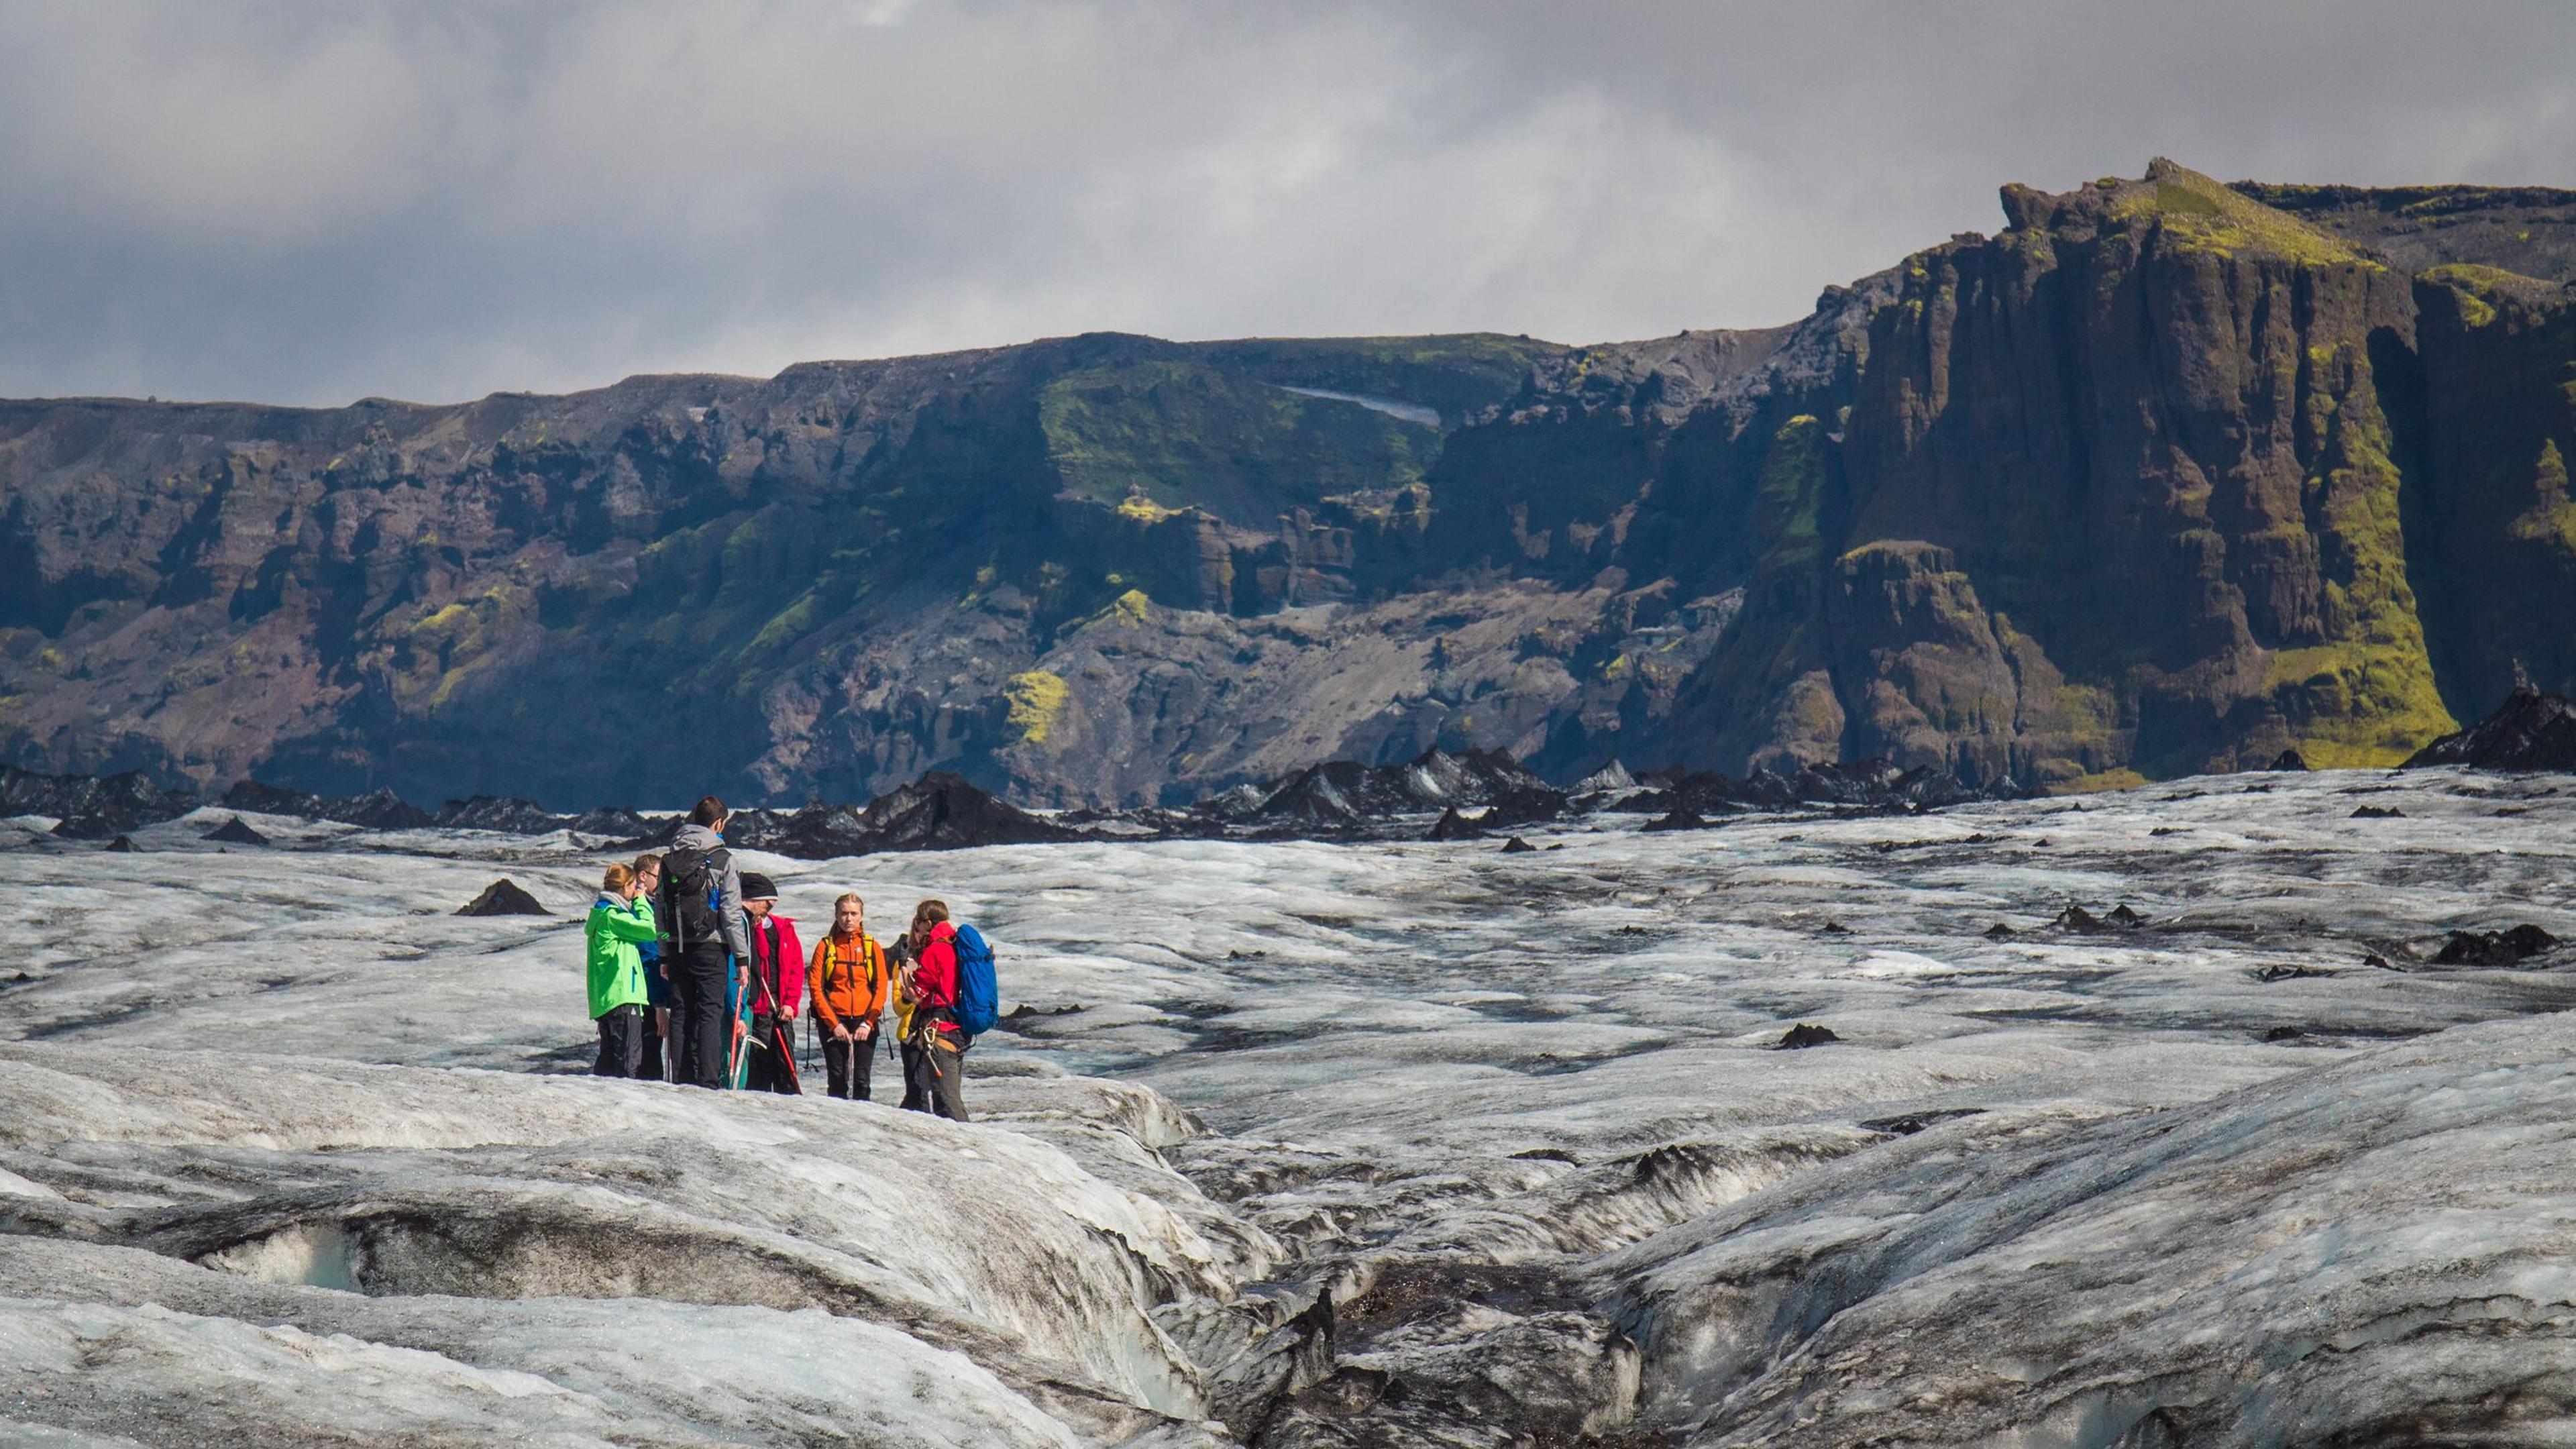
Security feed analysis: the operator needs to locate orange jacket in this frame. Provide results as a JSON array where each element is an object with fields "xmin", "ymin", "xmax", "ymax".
[{"xmin": 808, "ymin": 932, "xmax": 890, "ymax": 1033}]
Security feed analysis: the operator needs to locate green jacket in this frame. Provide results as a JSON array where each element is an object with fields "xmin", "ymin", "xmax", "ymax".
[{"xmin": 585, "ymin": 892, "xmax": 659, "ymax": 1018}]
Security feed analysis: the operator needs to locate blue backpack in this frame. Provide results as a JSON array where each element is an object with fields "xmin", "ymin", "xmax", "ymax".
[{"xmin": 952, "ymin": 924, "xmax": 1000, "ymax": 1038}]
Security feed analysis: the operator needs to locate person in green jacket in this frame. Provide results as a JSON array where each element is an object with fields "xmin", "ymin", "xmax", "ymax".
[{"xmin": 587, "ymin": 861, "xmax": 660, "ymax": 1077}]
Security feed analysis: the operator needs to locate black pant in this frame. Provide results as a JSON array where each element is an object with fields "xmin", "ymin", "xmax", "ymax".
[
  {"xmin": 594, "ymin": 1004, "xmax": 643, "ymax": 1078},
  {"xmin": 672, "ymin": 946, "xmax": 732, "ymax": 1089},
  {"xmin": 637, "ymin": 1008, "xmax": 667, "ymax": 1083},
  {"xmin": 743, "ymin": 1012, "xmax": 800, "ymax": 1094},
  {"xmin": 825, "ymin": 1028, "xmax": 877, "ymax": 1100},
  {"xmin": 904, "ymin": 1030, "xmax": 969, "ymax": 1122},
  {"xmin": 897, "ymin": 1041, "xmax": 926, "ymax": 1111}
]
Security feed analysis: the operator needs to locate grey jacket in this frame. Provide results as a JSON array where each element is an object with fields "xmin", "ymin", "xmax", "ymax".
[{"xmin": 667, "ymin": 821, "xmax": 751, "ymax": 958}]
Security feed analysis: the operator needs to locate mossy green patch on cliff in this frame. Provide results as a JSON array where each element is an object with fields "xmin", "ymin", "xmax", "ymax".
[
  {"xmin": 1114, "ymin": 493, "xmax": 1178, "ymax": 523},
  {"xmin": 1197, "ymin": 333, "xmax": 1562, "ymax": 422},
  {"xmin": 2108, "ymin": 162, "xmax": 2371, "ymax": 269},
  {"xmin": 1320, "ymin": 482, "xmax": 1434, "ymax": 527},
  {"xmin": 2508, "ymin": 439, "xmax": 2576, "ymax": 549},
  {"xmin": 746, "ymin": 589, "xmax": 821, "ymax": 655},
  {"xmin": 1002, "ymin": 669, "xmax": 1070, "ymax": 747},
  {"xmin": 400, "ymin": 585, "xmax": 532, "ymax": 713},
  {"xmin": 1752, "ymin": 415, "xmax": 1838, "ymax": 572},
  {"xmin": 2265, "ymin": 356, "xmax": 2458, "ymax": 765},
  {"xmin": 2424, "ymin": 261, "xmax": 2555, "ymax": 303},
  {"xmin": 1992, "ymin": 614, "xmax": 2126, "ymax": 776},
  {"xmin": 1767, "ymin": 668, "xmax": 1847, "ymax": 766},
  {"xmin": 612, "ymin": 503, "xmax": 863, "ymax": 709},
  {"xmin": 2045, "ymin": 768, "xmax": 2149, "ymax": 796},
  {"xmin": 1039, "ymin": 358, "xmax": 1438, "ymax": 527},
  {"xmin": 411, "ymin": 601, "xmax": 474, "ymax": 635},
  {"xmin": 2423, "ymin": 264, "xmax": 2515, "ymax": 327},
  {"xmin": 2263, "ymin": 644, "xmax": 2454, "ymax": 768}
]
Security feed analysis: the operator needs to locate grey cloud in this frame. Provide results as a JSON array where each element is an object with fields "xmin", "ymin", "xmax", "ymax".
[{"xmin": 1, "ymin": 0, "xmax": 2571, "ymax": 405}]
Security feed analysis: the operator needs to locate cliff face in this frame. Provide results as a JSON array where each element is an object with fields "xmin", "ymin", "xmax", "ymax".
[
  {"xmin": 2405, "ymin": 266, "xmax": 2576, "ymax": 709},
  {"xmin": 2235, "ymin": 182, "xmax": 2576, "ymax": 284},
  {"xmin": 1452, "ymin": 162, "xmax": 2576, "ymax": 789},
  {"xmin": 0, "ymin": 333, "xmax": 1667, "ymax": 808},
  {"xmin": 1721, "ymin": 162, "xmax": 2457, "ymax": 780},
  {"xmin": 5, "ymin": 162, "xmax": 2575, "ymax": 807}
]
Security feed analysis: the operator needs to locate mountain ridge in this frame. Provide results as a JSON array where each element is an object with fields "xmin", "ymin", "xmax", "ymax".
[{"xmin": 7, "ymin": 160, "xmax": 2575, "ymax": 808}]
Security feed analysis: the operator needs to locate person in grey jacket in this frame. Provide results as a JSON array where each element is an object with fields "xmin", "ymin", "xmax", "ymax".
[{"xmin": 657, "ymin": 796, "xmax": 751, "ymax": 1089}]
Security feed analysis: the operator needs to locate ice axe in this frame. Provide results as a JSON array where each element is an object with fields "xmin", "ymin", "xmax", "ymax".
[{"xmin": 745, "ymin": 946, "xmax": 802, "ymax": 1095}]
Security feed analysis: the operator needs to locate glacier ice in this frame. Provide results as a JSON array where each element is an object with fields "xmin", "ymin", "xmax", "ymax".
[{"xmin": 4, "ymin": 771, "xmax": 2576, "ymax": 1442}]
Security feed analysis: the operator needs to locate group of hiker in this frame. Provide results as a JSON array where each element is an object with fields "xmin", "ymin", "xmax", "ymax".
[{"xmin": 580, "ymin": 796, "xmax": 994, "ymax": 1120}]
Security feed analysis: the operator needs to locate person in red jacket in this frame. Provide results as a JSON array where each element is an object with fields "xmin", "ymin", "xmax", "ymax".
[
  {"xmin": 901, "ymin": 899, "xmax": 970, "ymax": 1122},
  {"xmin": 739, "ymin": 873, "xmax": 805, "ymax": 1095}
]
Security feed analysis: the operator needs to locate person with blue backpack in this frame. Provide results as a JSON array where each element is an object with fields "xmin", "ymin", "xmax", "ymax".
[{"xmin": 898, "ymin": 899, "xmax": 997, "ymax": 1121}]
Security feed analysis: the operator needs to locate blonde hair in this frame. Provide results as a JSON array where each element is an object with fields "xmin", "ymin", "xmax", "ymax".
[
  {"xmin": 835, "ymin": 892, "xmax": 865, "ymax": 912},
  {"xmin": 602, "ymin": 862, "xmax": 635, "ymax": 893}
]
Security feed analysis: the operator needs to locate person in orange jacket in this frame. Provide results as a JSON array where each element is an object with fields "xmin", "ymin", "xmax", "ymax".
[{"xmin": 807, "ymin": 892, "xmax": 890, "ymax": 1100}]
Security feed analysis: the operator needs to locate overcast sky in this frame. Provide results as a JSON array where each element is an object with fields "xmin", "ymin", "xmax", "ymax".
[{"xmin": 3, "ymin": 1, "xmax": 2571, "ymax": 407}]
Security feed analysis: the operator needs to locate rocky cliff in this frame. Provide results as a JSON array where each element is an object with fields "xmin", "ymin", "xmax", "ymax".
[{"xmin": 6, "ymin": 160, "xmax": 2575, "ymax": 807}]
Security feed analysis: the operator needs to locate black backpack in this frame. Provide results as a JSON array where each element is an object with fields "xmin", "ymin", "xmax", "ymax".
[{"xmin": 659, "ymin": 844, "xmax": 730, "ymax": 953}]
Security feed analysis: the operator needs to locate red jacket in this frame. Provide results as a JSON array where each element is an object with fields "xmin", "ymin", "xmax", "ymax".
[
  {"xmin": 745, "ymin": 912, "xmax": 805, "ymax": 1018},
  {"xmin": 910, "ymin": 922, "xmax": 961, "ymax": 1033}
]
